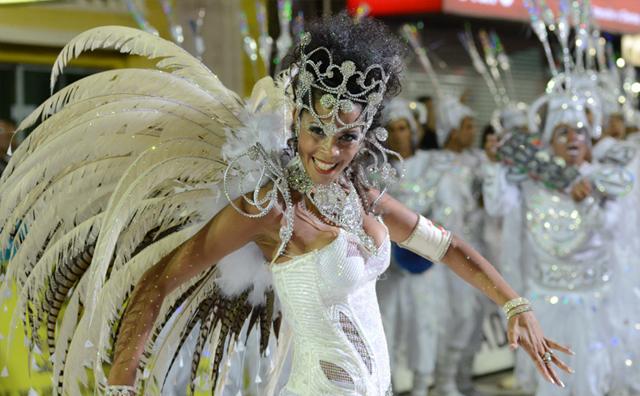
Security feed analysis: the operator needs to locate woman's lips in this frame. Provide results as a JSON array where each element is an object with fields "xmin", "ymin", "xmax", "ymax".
[
  {"xmin": 312, "ymin": 157, "xmax": 338, "ymax": 174},
  {"xmin": 567, "ymin": 145, "xmax": 581, "ymax": 156}
]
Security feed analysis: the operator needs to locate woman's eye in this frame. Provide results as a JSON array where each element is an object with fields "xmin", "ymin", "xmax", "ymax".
[
  {"xmin": 309, "ymin": 126, "xmax": 325, "ymax": 136},
  {"xmin": 340, "ymin": 133, "xmax": 358, "ymax": 142}
]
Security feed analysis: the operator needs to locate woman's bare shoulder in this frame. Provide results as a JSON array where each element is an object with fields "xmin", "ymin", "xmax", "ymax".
[
  {"xmin": 232, "ymin": 181, "xmax": 285, "ymax": 231},
  {"xmin": 363, "ymin": 188, "xmax": 417, "ymax": 243}
]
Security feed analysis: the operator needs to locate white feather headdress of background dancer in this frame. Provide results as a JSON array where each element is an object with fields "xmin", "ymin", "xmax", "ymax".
[
  {"xmin": 459, "ymin": 28, "xmax": 529, "ymax": 134},
  {"xmin": 402, "ymin": 24, "xmax": 474, "ymax": 148},
  {"xmin": 523, "ymin": 0, "xmax": 607, "ymax": 143}
]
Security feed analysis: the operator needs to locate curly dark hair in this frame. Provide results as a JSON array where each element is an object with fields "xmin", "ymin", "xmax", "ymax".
[
  {"xmin": 282, "ymin": 12, "xmax": 406, "ymax": 128},
  {"xmin": 282, "ymin": 13, "xmax": 407, "ymax": 212}
]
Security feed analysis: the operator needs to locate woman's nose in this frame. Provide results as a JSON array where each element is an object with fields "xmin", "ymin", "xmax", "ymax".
[
  {"xmin": 319, "ymin": 136, "xmax": 340, "ymax": 157},
  {"xmin": 567, "ymin": 129, "xmax": 581, "ymax": 142}
]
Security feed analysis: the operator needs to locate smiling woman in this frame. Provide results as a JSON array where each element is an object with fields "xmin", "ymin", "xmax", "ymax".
[
  {"xmin": 0, "ymin": 12, "xmax": 571, "ymax": 396},
  {"xmin": 280, "ymin": 16, "xmax": 406, "ymax": 215},
  {"xmin": 297, "ymin": 99, "xmax": 364, "ymax": 182}
]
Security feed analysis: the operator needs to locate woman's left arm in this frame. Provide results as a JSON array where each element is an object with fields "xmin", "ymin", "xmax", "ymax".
[
  {"xmin": 375, "ymin": 190, "xmax": 515, "ymax": 304},
  {"xmin": 374, "ymin": 190, "xmax": 574, "ymax": 388}
]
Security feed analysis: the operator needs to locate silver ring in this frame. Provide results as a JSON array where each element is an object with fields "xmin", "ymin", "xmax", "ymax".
[{"xmin": 542, "ymin": 351, "xmax": 553, "ymax": 364}]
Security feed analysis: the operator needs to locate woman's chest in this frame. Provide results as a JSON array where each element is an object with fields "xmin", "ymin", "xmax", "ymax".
[
  {"xmin": 273, "ymin": 230, "xmax": 390, "ymax": 301},
  {"xmin": 262, "ymin": 201, "xmax": 388, "ymax": 262},
  {"xmin": 269, "ymin": 202, "xmax": 391, "ymax": 295}
]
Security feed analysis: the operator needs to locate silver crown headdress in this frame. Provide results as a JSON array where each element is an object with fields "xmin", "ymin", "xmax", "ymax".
[
  {"xmin": 292, "ymin": 32, "xmax": 389, "ymax": 138},
  {"xmin": 524, "ymin": 0, "xmax": 604, "ymax": 142},
  {"xmin": 523, "ymin": 0, "xmax": 638, "ymax": 141},
  {"xmin": 222, "ymin": 30, "xmax": 404, "ymax": 258}
]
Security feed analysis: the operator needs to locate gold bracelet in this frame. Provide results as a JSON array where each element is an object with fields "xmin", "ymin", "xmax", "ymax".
[
  {"xmin": 502, "ymin": 297, "xmax": 530, "ymax": 315},
  {"xmin": 506, "ymin": 304, "xmax": 532, "ymax": 320}
]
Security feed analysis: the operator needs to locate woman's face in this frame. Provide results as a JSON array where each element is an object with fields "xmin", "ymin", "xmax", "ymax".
[
  {"xmin": 386, "ymin": 118, "xmax": 413, "ymax": 154},
  {"xmin": 551, "ymin": 123, "xmax": 590, "ymax": 166},
  {"xmin": 296, "ymin": 101, "xmax": 364, "ymax": 185},
  {"xmin": 604, "ymin": 114, "xmax": 626, "ymax": 140},
  {"xmin": 453, "ymin": 116, "xmax": 476, "ymax": 149}
]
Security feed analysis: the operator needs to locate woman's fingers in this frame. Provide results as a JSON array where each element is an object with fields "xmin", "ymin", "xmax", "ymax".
[
  {"xmin": 507, "ymin": 321, "xmax": 520, "ymax": 350},
  {"xmin": 545, "ymin": 338, "xmax": 575, "ymax": 356},
  {"xmin": 535, "ymin": 345, "xmax": 567, "ymax": 387},
  {"xmin": 551, "ymin": 353, "xmax": 574, "ymax": 375},
  {"xmin": 535, "ymin": 355, "xmax": 557, "ymax": 386},
  {"xmin": 544, "ymin": 358, "xmax": 565, "ymax": 388},
  {"xmin": 524, "ymin": 344, "xmax": 556, "ymax": 385},
  {"xmin": 512, "ymin": 316, "xmax": 571, "ymax": 387}
]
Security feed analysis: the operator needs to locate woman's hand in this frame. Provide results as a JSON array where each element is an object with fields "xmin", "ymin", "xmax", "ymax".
[
  {"xmin": 570, "ymin": 178, "xmax": 593, "ymax": 202},
  {"xmin": 507, "ymin": 311, "xmax": 574, "ymax": 387}
]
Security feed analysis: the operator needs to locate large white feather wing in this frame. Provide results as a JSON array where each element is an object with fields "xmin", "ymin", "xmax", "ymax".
[{"xmin": 0, "ymin": 26, "xmax": 286, "ymax": 395}]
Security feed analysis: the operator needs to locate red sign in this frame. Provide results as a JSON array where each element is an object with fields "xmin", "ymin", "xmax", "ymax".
[
  {"xmin": 444, "ymin": 0, "xmax": 640, "ymax": 34},
  {"xmin": 347, "ymin": 0, "xmax": 442, "ymax": 16},
  {"xmin": 348, "ymin": 0, "xmax": 640, "ymax": 34}
]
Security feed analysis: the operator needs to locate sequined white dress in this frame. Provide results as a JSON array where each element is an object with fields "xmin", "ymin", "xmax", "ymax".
[
  {"xmin": 592, "ymin": 137, "xmax": 640, "ymax": 395},
  {"xmin": 483, "ymin": 161, "xmax": 640, "ymax": 396},
  {"xmin": 271, "ymin": 229, "xmax": 393, "ymax": 395}
]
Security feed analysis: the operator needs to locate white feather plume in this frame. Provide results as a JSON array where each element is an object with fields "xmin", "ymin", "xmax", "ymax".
[
  {"xmin": 50, "ymin": 26, "xmax": 242, "ymax": 114},
  {"xmin": 215, "ymin": 243, "xmax": 272, "ymax": 306},
  {"xmin": 0, "ymin": 25, "xmax": 290, "ymax": 395}
]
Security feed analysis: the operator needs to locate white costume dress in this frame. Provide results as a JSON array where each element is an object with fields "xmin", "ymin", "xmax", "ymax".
[
  {"xmin": 272, "ymin": 229, "xmax": 392, "ymax": 395},
  {"xmin": 272, "ymin": 219, "xmax": 452, "ymax": 396},
  {"xmin": 483, "ymin": 160, "xmax": 640, "ymax": 396},
  {"xmin": 592, "ymin": 136, "xmax": 640, "ymax": 395}
]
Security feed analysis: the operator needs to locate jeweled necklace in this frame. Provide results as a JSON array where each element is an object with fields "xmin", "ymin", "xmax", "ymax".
[{"xmin": 286, "ymin": 155, "xmax": 377, "ymax": 255}]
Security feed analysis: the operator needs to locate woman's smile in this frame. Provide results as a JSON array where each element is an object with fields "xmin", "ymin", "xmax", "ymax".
[{"xmin": 311, "ymin": 156, "xmax": 339, "ymax": 174}]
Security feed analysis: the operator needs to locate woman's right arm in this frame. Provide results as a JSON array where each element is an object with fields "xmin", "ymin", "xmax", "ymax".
[{"xmin": 107, "ymin": 197, "xmax": 279, "ymax": 386}]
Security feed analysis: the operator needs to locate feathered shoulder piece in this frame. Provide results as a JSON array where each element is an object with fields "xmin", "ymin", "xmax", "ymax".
[{"xmin": 0, "ymin": 26, "xmax": 286, "ymax": 395}]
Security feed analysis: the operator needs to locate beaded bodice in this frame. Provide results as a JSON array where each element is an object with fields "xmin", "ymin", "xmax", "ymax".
[
  {"xmin": 271, "ymin": 229, "xmax": 391, "ymax": 395},
  {"xmin": 521, "ymin": 181, "xmax": 613, "ymax": 291}
]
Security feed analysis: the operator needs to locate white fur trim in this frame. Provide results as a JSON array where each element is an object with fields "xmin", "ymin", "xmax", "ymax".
[{"xmin": 215, "ymin": 243, "xmax": 273, "ymax": 306}]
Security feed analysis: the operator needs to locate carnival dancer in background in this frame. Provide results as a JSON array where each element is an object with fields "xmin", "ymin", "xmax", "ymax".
[{"xmin": 378, "ymin": 97, "xmax": 446, "ymax": 396}]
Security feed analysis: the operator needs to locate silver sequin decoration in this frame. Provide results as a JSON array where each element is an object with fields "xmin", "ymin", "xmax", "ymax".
[{"xmin": 293, "ymin": 32, "xmax": 389, "ymax": 138}]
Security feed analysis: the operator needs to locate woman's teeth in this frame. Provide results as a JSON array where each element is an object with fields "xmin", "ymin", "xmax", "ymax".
[{"xmin": 313, "ymin": 157, "xmax": 337, "ymax": 171}]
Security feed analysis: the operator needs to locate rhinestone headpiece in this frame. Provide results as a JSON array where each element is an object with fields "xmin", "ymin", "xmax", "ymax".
[{"xmin": 293, "ymin": 32, "xmax": 389, "ymax": 138}]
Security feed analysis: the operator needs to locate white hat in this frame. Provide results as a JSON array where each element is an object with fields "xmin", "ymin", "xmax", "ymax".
[
  {"xmin": 435, "ymin": 95, "xmax": 474, "ymax": 147},
  {"xmin": 383, "ymin": 98, "xmax": 417, "ymax": 135},
  {"xmin": 492, "ymin": 102, "xmax": 529, "ymax": 134},
  {"xmin": 529, "ymin": 91, "xmax": 596, "ymax": 144},
  {"xmin": 411, "ymin": 101, "xmax": 428, "ymax": 125}
]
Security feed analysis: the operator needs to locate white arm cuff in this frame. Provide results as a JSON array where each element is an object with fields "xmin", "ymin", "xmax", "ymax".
[{"xmin": 399, "ymin": 215, "xmax": 452, "ymax": 262}]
